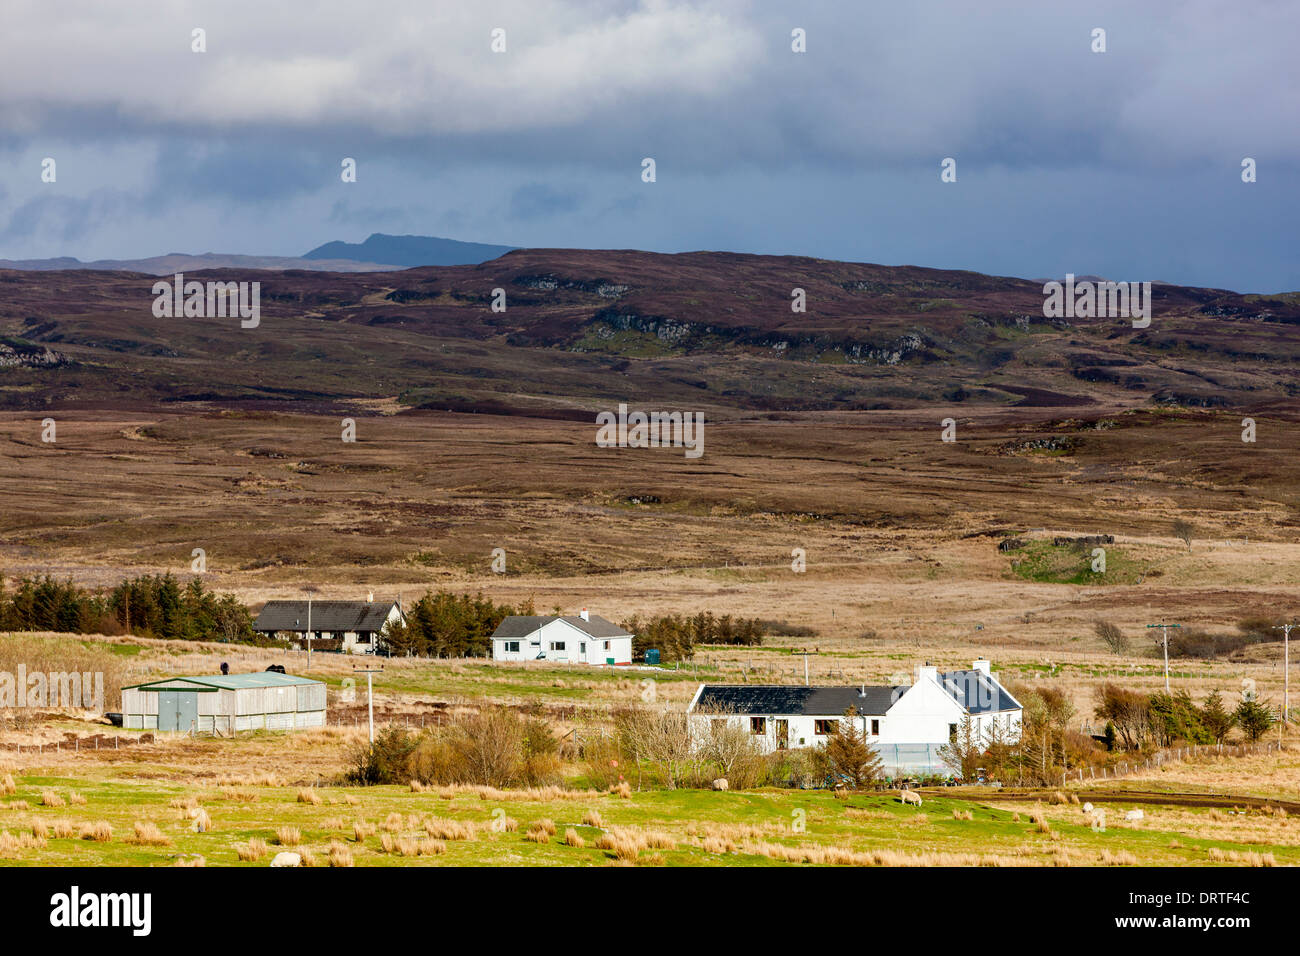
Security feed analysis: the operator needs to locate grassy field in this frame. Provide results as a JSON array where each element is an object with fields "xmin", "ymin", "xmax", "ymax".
[{"xmin": 1, "ymin": 735, "xmax": 1294, "ymax": 867}]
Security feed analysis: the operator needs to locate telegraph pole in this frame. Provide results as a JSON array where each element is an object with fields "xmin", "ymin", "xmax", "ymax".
[
  {"xmin": 354, "ymin": 664, "xmax": 383, "ymax": 746},
  {"xmin": 1146, "ymin": 623, "xmax": 1181, "ymax": 693},
  {"xmin": 304, "ymin": 585, "xmax": 319, "ymax": 671},
  {"xmin": 1273, "ymin": 624, "xmax": 1297, "ymax": 723}
]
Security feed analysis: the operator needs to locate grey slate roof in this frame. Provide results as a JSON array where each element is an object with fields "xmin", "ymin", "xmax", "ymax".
[
  {"xmin": 491, "ymin": 614, "xmax": 632, "ymax": 640},
  {"xmin": 253, "ymin": 600, "xmax": 396, "ymax": 634},
  {"xmin": 938, "ymin": 670, "xmax": 1021, "ymax": 714},
  {"xmin": 691, "ymin": 685, "xmax": 903, "ymax": 717}
]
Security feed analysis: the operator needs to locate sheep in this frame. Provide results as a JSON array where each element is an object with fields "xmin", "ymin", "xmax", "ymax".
[{"xmin": 898, "ymin": 790, "xmax": 922, "ymax": 807}]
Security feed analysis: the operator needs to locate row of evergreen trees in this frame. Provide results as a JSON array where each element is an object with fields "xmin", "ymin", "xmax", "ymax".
[
  {"xmin": 383, "ymin": 591, "xmax": 529, "ymax": 657},
  {"xmin": 621, "ymin": 611, "xmax": 767, "ymax": 662},
  {"xmin": 0, "ymin": 574, "xmax": 255, "ymax": 642}
]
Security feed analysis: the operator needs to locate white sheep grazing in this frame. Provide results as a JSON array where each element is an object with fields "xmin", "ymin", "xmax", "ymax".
[
  {"xmin": 269, "ymin": 852, "xmax": 302, "ymax": 868},
  {"xmin": 898, "ymin": 790, "xmax": 922, "ymax": 807},
  {"xmin": 1124, "ymin": 809, "xmax": 1144, "ymax": 822}
]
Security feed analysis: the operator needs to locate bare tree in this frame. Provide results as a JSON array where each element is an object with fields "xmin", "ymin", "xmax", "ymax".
[
  {"xmin": 1094, "ymin": 620, "xmax": 1128, "ymax": 655},
  {"xmin": 1172, "ymin": 518, "xmax": 1195, "ymax": 551}
]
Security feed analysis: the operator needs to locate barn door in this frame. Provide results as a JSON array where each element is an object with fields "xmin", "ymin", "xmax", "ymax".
[
  {"xmin": 177, "ymin": 692, "xmax": 198, "ymax": 733},
  {"xmin": 157, "ymin": 691, "xmax": 178, "ymax": 731}
]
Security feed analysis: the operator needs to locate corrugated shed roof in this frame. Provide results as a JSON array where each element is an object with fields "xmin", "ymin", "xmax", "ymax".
[
  {"xmin": 123, "ymin": 672, "xmax": 322, "ymax": 691},
  {"xmin": 938, "ymin": 670, "xmax": 1020, "ymax": 714},
  {"xmin": 253, "ymin": 600, "xmax": 395, "ymax": 633},
  {"xmin": 491, "ymin": 614, "xmax": 632, "ymax": 640},
  {"xmin": 691, "ymin": 685, "xmax": 902, "ymax": 717}
]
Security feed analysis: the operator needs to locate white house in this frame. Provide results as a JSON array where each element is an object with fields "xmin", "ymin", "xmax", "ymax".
[
  {"xmin": 687, "ymin": 659, "xmax": 1022, "ymax": 775},
  {"xmin": 491, "ymin": 609, "xmax": 634, "ymax": 665},
  {"xmin": 252, "ymin": 594, "xmax": 405, "ymax": 655}
]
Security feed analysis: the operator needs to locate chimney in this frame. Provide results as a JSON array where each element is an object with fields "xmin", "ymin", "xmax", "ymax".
[
  {"xmin": 367, "ymin": 590, "xmax": 374, "ymax": 603},
  {"xmin": 580, "ymin": 608, "xmax": 589, "ymax": 622},
  {"xmin": 915, "ymin": 661, "xmax": 938, "ymax": 685},
  {"xmin": 972, "ymin": 659, "xmax": 991, "ymax": 675}
]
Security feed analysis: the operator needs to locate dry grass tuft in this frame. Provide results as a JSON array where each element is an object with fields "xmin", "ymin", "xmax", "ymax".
[
  {"xmin": 220, "ymin": 788, "xmax": 257, "ymax": 802},
  {"xmin": 0, "ymin": 774, "xmax": 15, "ymax": 796},
  {"xmin": 275, "ymin": 826, "xmax": 301, "ymax": 847},
  {"xmin": 952, "ymin": 809, "xmax": 974, "ymax": 821},
  {"xmin": 1099, "ymin": 849, "xmax": 1138, "ymax": 865},
  {"xmin": 129, "ymin": 821, "xmax": 172, "ymax": 846},
  {"xmin": 563, "ymin": 828, "xmax": 585, "ymax": 848},
  {"xmin": 174, "ymin": 855, "xmax": 205, "ymax": 867},
  {"xmin": 0, "ymin": 830, "xmax": 47, "ymax": 855},
  {"xmin": 236, "ymin": 838, "xmax": 267, "ymax": 862},
  {"xmin": 424, "ymin": 817, "xmax": 476, "ymax": 841},
  {"xmin": 51, "ymin": 819, "xmax": 77, "ymax": 839},
  {"xmin": 582, "ymin": 809, "xmax": 604, "ymax": 828},
  {"xmin": 353, "ymin": 820, "xmax": 376, "ymax": 842},
  {"xmin": 328, "ymin": 841, "xmax": 354, "ymax": 867},
  {"xmin": 610, "ymin": 781, "xmax": 632, "ymax": 799},
  {"xmin": 383, "ymin": 812, "xmax": 403, "ymax": 832},
  {"xmin": 80, "ymin": 821, "xmax": 113, "ymax": 842},
  {"xmin": 41, "ymin": 791, "xmax": 65, "ymax": 808},
  {"xmin": 297, "ymin": 788, "xmax": 322, "ymax": 806}
]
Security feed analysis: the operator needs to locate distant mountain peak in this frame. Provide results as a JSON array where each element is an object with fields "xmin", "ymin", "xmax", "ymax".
[{"xmin": 302, "ymin": 233, "xmax": 516, "ymax": 268}]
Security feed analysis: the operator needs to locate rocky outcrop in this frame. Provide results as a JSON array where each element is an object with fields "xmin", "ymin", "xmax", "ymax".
[{"xmin": 0, "ymin": 340, "xmax": 68, "ymax": 369}]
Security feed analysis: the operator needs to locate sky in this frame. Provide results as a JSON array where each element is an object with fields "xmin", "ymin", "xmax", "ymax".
[{"xmin": 1, "ymin": 0, "xmax": 1297, "ymax": 291}]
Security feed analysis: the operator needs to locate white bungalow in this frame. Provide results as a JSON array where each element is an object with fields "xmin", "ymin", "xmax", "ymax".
[
  {"xmin": 491, "ymin": 609, "xmax": 633, "ymax": 665},
  {"xmin": 687, "ymin": 659, "xmax": 1022, "ymax": 775}
]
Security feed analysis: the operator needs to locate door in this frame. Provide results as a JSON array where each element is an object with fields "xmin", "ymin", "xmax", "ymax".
[
  {"xmin": 775, "ymin": 719, "xmax": 789, "ymax": 750},
  {"xmin": 157, "ymin": 690, "xmax": 197, "ymax": 732}
]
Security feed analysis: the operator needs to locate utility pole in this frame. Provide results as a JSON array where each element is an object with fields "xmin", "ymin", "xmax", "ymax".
[
  {"xmin": 1273, "ymin": 624, "xmax": 1297, "ymax": 723},
  {"xmin": 354, "ymin": 664, "xmax": 383, "ymax": 746},
  {"xmin": 304, "ymin": 585, "xmax": 319, "ymax": 671},
  {"xmin": 1146, "ymin": 623, "xmax": 1181, "ymax": 693}
]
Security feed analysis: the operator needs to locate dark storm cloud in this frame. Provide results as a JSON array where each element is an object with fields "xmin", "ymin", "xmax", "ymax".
[{"xmin": 0, "ymin": 0, "xmax": 1295, "ymax": 289}]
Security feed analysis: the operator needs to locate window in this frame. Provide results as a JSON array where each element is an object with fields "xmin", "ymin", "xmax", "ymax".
[
  {"xmin": 357, "ymin": 634, "xmax": 370, "ymax": 644},
  {"xmin": 871, "ymin": 719, "xmax": 880, "ymax": 736},
  {"xmin": 580, "ymin": 642, "xmax": 587, "ymax": 654},
  {"xmin": 504, "ymin": 641, "xmax": 520, "ymax": 653},
  {"xmin": 814, "ymin": 719, "xmax": 837, "ymax": 735},
  {"xmin": 550, "ymin": 641, "xmax": 566, "ymax": 652},
  {"xmin": 604, "ymin": 641, "xmax": 610, "ymax": 651},
  {"xmin": 750, "ymin": 716, "xmax": 766, "ymax": 734}
]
